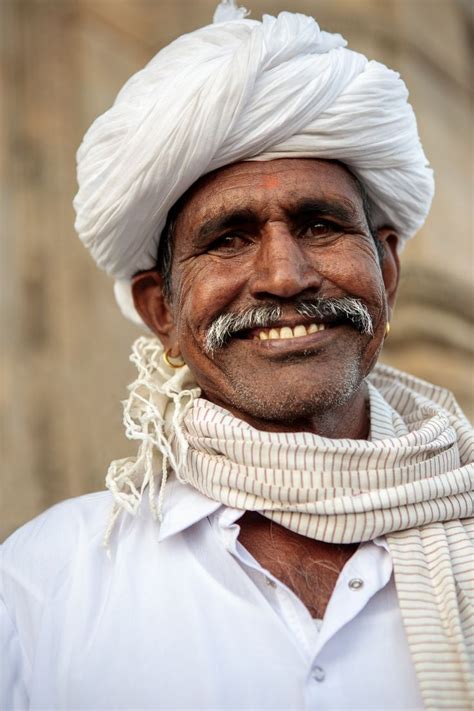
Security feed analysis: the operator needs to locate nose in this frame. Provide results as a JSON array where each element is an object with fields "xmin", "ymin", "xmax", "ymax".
[{"xmin": 249, "ymin": 223, "xmax": 322, "ymax": 299}]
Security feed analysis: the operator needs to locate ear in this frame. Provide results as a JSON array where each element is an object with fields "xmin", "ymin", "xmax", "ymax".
[
  {"xmin": 131, "ymin": 270, "xmax": 177, "ymax": 350},
  {"xmin": 377, "ymin": 227, "xmax": 400, "ymax": 315}
]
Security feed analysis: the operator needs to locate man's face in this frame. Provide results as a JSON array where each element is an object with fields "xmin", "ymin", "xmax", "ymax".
[{"xmin": 135, "ymin": 159, "xmax": 399, "ymax": 426}]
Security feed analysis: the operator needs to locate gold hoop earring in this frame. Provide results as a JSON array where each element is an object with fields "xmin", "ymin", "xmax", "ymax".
[
  {"xmin": 163, "ymin": 348, "xmax": 185, "ymax": 369},
  {"xmin": 385, "ymin": 322, "xmax": 391, "ymax": 338}
]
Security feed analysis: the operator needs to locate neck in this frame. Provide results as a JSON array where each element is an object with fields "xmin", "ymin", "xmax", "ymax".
[{"xmin": 205, "ymin": 382, "xmax": 371, "ymax": 440}]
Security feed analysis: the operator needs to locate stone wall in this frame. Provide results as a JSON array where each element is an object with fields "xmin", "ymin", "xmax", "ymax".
[{"xmin": 1, "ymin": 0, "xmax": 472, "ymax": 540}]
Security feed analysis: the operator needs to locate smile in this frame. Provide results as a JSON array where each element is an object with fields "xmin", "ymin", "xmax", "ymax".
[
  {"xmin": 227, "ymin": 320, "xmax": 350, "ymax": 358},
  {"xmin": 252, "ymin": 322, "xmax": 327, "ymax": 341}
]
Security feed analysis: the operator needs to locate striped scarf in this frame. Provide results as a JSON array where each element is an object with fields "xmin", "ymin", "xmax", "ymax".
[{"xmin": 107, "ymin": 337, "xmax": 474, "ymax": 709}]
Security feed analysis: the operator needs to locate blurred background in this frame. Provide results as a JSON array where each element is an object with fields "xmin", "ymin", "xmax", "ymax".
[{"xmin": 1, "ymin": 0, "xmax": 473, "ymax": 540}]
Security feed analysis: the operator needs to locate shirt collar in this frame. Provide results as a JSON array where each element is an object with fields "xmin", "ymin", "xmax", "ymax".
[
  {"xmin": 157, "ymin": 475, "xmax": 221, "ymax": 542},
  {"xmin": 157, "ymin": 476, "xmax": 390, "ymax": 553}
]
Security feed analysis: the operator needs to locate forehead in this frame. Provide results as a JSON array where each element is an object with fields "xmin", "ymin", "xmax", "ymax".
[{"xmin": 173, "ymin": 159, "xmax": 364, "ymax": 231}]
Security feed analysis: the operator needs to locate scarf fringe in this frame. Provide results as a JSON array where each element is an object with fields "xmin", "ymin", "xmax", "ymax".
[{"xmin": 103, "ymin": 336, "xmax": 200, "ymax": 547}]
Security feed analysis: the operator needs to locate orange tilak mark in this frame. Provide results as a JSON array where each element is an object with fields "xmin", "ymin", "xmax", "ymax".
[{"xmin": 259, "ymin": 175, "xmax": 281, "ymax": 190}]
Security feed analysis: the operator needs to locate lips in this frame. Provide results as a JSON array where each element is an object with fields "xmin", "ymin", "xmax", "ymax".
[
  {"xmin": 227, "ymin": 319, "xmax": 344, "ymax": 358},
  {"xmin": 223, "ymin": 314, "xmax": 356, "ymax": 357}
]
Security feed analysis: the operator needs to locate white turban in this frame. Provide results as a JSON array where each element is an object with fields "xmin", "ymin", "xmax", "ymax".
[{"xmin": 74, "ymin": 1, "xmax": 434, "ymax": 325}]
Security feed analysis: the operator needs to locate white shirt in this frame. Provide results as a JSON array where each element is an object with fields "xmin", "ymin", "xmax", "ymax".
[{"xmin": 1, "ymin": 478, "xmax": 423, "ymax": 710}]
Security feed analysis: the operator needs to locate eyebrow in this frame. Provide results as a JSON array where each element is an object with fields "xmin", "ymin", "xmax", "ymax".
[
  {"xmin": 287, "ymin": 198, "xmax": 363, "ymax": 225},
  {"xmin": 193, "ymin": 196, "xmax": 364, "ymax": 246},
  {"xmin": 194, "ymin": 208, "xmax": 258, "ymax": 246}
]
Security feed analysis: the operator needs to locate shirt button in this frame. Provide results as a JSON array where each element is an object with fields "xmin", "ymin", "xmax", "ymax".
[
  {"xmin": 312, "ymin": 666, "xmax": 325, "ymax": 682},
  {"xmin": 265, "ymin": 577, "xmax": 277, "ymax": 588},
  {"xmin": 348, "ymin": 577, "xmax": 364, "ymax": 590}
]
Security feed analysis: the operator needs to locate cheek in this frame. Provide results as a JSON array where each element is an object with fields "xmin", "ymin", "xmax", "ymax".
[
  {"xmin": 172, "ymin": 257, "xmax": 248, "ymax": 341},
  {"xmin": 321, "ymin": 241, "xmax": 385, "ymax": 308}
]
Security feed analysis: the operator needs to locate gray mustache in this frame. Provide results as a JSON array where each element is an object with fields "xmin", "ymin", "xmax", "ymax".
[{"xmin": 204, "ymin": 297, "xmax": 374, "ymax": 353}]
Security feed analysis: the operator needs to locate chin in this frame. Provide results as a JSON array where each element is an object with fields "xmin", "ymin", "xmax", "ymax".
[{"xmin": 223, "ymin": 362, "xmax": 364, "ymax": 427}]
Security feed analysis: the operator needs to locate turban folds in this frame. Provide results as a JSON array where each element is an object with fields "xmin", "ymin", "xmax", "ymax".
[{"xmin": 73, "ymin": 2, "xmax": 434, "ymax": 324}]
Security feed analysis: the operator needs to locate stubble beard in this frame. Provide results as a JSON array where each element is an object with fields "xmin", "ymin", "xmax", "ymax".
[{"xmin": 215, "ymin": 353, "xmax": 364, "ymax": 429}]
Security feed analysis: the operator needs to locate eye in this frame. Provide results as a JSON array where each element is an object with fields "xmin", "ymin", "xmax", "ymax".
[
  {"xmin": 301, "ymin": 220, "xmax": 343, "ymax": 240},
  {"xmin": 207, "ymin": 233, "xmax": 253, "ymax": 254}
]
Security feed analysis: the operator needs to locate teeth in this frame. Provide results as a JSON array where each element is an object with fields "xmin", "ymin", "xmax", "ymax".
[
  {"xmin": 257, "ymin": 323, "xmax": 326, "ymax": 340},
  {"xmin": 293, "ymin": 324, "xmax": 307, "ymax": 338}
]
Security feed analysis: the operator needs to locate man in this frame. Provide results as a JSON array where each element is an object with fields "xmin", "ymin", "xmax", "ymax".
[{"xmin": 1, "ymin": 2, "xmax": 473, "ymax": 710}]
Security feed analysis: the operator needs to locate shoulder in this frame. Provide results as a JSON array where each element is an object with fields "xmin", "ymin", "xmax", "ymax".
[{"xmin": 1, "ymin": 491, "xmax": 113, "ymax": 603}]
